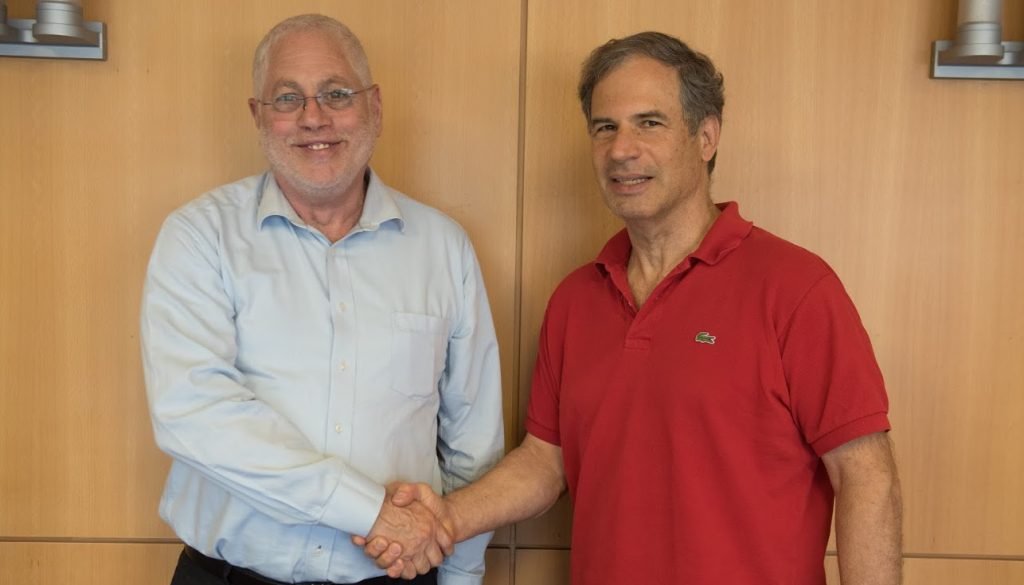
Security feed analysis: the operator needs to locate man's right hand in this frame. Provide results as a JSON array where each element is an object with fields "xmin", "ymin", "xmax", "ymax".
[
  {"xmin": 357, "ymin": 483, "xmax": 454, "ymax": 579},
  {"xmin": 356, "ymin": 435, "xmax": 568, "ymax": 579}
]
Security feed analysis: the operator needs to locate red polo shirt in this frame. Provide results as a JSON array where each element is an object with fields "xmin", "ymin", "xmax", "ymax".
[{"xmin": 525, "ymin": 202, "xmax": 890, "ymax": 585}]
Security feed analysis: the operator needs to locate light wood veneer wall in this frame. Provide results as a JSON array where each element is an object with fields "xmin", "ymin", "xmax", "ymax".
[{"xmin": 1, "ymin": 1, "xmax": 1022, "ymax": 583}]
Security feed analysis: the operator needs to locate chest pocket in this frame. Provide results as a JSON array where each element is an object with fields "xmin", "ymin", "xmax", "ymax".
[{"xmin": 391, "ymin": 312, "xmax": 449, "ymax": 398}]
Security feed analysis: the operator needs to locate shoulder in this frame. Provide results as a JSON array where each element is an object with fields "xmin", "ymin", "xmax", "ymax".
[
  {"xmin": 541, "ymin": 262, "xmax": 607, "ymax": 328},
  {"xmin": 552, "ymin": 262, "xmax": 604, "ymax": 297},
  {"xmin": 379, "ymin": 184, "xmax": 477, "ymax": 261},
  {"xmin": 149, "ymin": 174, "xmax": 265, "ymax": 263},
  {"xmin": 742, "ymin": 226, "xmax": 833, "ymax": 278},
  {"xmin": 390, "ymin": 188, "xmax": 468, "ymax": 237},
  {"xmin": 723, "ymin": 225, "xmax": 841, "ymax": 305},
  {"xmin": 164, "ymin": 174, "xmax": 265, "ymax": 232}
]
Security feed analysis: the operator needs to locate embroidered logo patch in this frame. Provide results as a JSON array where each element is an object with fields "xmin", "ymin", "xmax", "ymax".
[{"xmin": 694, "ymin": 331, "xmax": 716, "ymax": 345}]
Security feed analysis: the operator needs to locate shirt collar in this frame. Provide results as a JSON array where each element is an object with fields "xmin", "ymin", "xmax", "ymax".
[
  {"xmin": 256, "ymin": 169, "xmax": 405, "ymax": 233},
  {"xmin": 595, "ymin": 201, "xmax": 753, "ymax": 273},
  {"xmin": 689, "ymin": 201, "xmax": 753, "ymax": 265}
]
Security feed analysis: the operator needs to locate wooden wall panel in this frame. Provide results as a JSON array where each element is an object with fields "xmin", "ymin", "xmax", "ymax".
[
  {"xmin": 0, "ymin": 0, "xmax": 521, "ymax": 539},
  {"xmin": 3, "ymin": 0, "xmax": 1024, "ymax": 582},
  {"xmin": 513, "ymin": 549, "xmax": 571, "ymax": 585},
  {"xmin": 514, "ymin": 496, "xmax": 572, "ymax": 547},
  {"xmin": 483, "ymin": 549, "xmax": 512, "ymax": 585},
  {"xmin": 0, "ymin": 542, "xmax": 182, "ymax": 584},
  {"xmin": 519, "ymin": 0, "xmax": 1024, "ymax": 562},
  {"xmin": 826, "ymin": 556, "xmax": 1024, "ymax": 585},
  {"xmin": 901, "ymin": 558, "xmax": 1024, "ymax": 585},
  {"xmin": 0, "ymin": 543, "xmax": 512, "ymax": 584}
]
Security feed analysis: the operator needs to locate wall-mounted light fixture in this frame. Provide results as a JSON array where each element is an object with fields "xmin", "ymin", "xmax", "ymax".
[
  {"xmin": 0, "ymin": 0, "xmax": 106, "ymax": 60},
  {"xmin": 932, "ymin": 0, "xmax": 1022, "ymax": 79},
  {"xmin": 0, "ymin": 2, "xmax": 16, "ymax": 43}
]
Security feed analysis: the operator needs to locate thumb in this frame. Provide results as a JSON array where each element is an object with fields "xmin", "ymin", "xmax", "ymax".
[{"xmin": 390, "ymin": 483, "xmax": 417, "ymax": 507}]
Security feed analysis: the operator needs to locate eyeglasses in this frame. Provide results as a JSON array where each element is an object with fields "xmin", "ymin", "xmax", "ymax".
[{"xmin": 256, "ymin": 85, "xmax": 376, "ymax": 114}]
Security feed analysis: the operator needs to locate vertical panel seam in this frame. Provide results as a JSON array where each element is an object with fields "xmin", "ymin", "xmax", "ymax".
[{"xmin": 509, "ymin": 0, "xmax": 530, "ymax": 582}]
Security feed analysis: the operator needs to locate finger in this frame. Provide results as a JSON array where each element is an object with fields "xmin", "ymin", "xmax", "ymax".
[
  {"xmin": 364, "ymin": 536, "xmax": 390, "ymax": 559},
  {"xmin": 374, "ymin": 542, "xmax": 403, "ymax": 569},
  {"xmin": 400, "ymin": 561, "xmax": 419, "ymax": 580},
  {"xmin": 386, "ymin": 559, "xmax": 405, "ymax": 579},
  {"xmin": 436, "ymin": 524, "xmax": 454, "ymax": 556},
  {"xmin": 412, "ymin": 553, "xmax": 431, "ymax": 576},
  {"xmin": 426, "ymin": 542, "xmax": 444, "ymax": 568},
  {"xmin": 351, "ymin": 535, "xmax": 366, "ymax": 547}
]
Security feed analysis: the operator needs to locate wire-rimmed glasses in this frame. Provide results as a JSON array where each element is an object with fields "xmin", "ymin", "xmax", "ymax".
[{"xmin": 256, "ymin": 85, "xmax": 376, "ymax": 114}]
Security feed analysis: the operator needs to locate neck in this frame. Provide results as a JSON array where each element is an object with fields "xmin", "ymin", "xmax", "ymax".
[
  {"xmin": 277, "ymin": 171, "xmax": 368, "ymax": 243},
  {"xmin": 625, "ymin": 197, "xmax": 720, "ymax": 307}
]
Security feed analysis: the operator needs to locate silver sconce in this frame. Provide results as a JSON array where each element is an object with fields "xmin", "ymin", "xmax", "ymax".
[
  {"xmin": 0, "ymin": 0, "xmax": 106, "ymax": 60},
  {"xmin": 0, "ymin": 4, "xmax": 11, "ymax": 40},
  {"xmin": 932, "ymin": 0, "xmax": 1022, "ymax": 79}
]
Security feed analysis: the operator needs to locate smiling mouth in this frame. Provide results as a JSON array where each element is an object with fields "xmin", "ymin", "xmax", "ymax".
[
  {"xmin": 305, "ymin": 143, "xmax": 333, "ymax": 151},
  {"xmin": 613, "ymin": 177, "xmax": 651, "ymax": 185}
]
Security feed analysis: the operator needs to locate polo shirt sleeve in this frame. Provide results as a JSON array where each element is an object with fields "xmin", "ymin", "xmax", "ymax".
[
  {"xmin": 525, "ymin": 301, "xmax": 563, "ymax": 446},
  {"xmin": 779, "ymin": 273, "xmax": 891, "ymax": 456}
]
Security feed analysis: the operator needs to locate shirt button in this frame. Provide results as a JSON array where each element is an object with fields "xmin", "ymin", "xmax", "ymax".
[
  {"xmin": 313, "ymin": 545, "xmax": 323, "ymax": 556},
  {"xmin": 338, "ymin": 302, "xmax": 347, "ymax": 312},
  {"xmin": 339, "ymin": 360, "xmax": 348, "ymax": 371},
  {"xmin": 334, "ymin": 424, "xmax": 343, "ymax": 434}
]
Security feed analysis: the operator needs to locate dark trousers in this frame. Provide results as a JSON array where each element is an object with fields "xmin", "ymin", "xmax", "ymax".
[{"xmin": 171, "ymin": 546, "xmax": 438, "ymax": 585}]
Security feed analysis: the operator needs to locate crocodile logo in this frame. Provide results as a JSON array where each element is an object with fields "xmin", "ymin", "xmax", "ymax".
[{"xmin": 694, "ymin": 331, "xmax": 716, "ymax": 345}]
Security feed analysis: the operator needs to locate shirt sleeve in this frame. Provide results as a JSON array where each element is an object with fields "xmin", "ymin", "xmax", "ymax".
[
  {"xmin": 141, "ymin": 212, "xmax": 385, "ymax": 536},
  {"xmin": 524, "ymin": 295, "xmax": 563, "ymax": 446},
  {"xmin": 435, "ymin": 235, "xmax": 505, "ymax": 583},
  {"xmin": 779, "ymin": 273, "xmax": 891, "ymax": 456}
]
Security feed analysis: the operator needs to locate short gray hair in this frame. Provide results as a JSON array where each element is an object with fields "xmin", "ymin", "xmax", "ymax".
[
  {"xmin": 578, "ymin": 32, "xmax": 724, "ymax": 173},
  {"xmin": 252, "ymin": 14, "xmax": 373, "ymax": 97}
]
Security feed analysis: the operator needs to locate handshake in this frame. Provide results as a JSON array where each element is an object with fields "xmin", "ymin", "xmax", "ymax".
[{"xmin": 352, "ymin": 482, "xmax": 461, "ymax": 580}]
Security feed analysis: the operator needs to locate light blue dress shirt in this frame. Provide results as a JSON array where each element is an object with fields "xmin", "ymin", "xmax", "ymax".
[{"xmin": 141, "ymin": 170, "xmax": 504, "ymax": 584}]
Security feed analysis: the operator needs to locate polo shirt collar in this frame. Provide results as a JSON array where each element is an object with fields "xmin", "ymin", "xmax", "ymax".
[
  {"xmin": 595, "ymin": 201, "xmax": 753, "ymax": 273},
  {"xmin": 689, "ymin": 201, "xmax": 753, "ymax": 265},
  {"xmin": 256, "ymin": 168, "xmax": 405, "ymax": 233}
]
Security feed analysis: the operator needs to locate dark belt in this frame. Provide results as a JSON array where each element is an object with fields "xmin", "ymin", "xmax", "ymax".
[{"xmin": 182, "ymin": 545, "xmax": 437, "ymax": 585}]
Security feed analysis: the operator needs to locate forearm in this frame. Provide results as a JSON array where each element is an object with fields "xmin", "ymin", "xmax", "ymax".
[
  {"xmin": 445, "ymin": 434, "xmax": 565, "ymax": 542},
  {"xmin": 828, "ymin": 435, "xmax": 903, "ymax": 585}
]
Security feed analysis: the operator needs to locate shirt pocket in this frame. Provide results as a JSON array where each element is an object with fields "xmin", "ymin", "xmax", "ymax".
[{"xmin": 391, "ymin": 312, "xmax": 449, "ymax": 399}]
